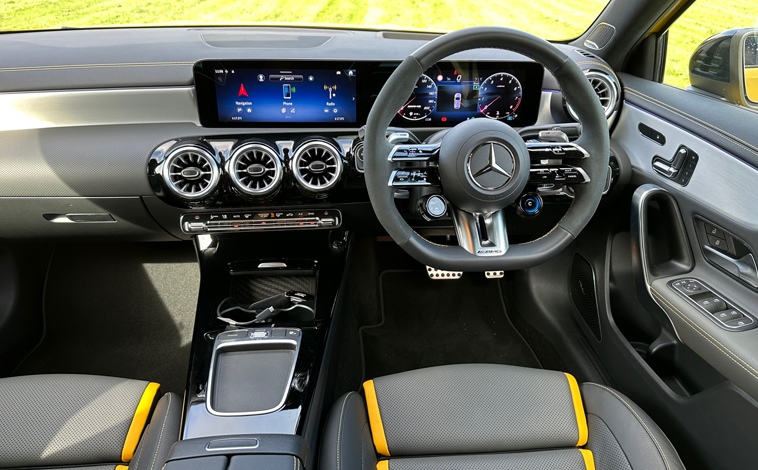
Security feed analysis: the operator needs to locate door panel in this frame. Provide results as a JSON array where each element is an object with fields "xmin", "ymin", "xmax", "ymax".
[
  {"xmin": 601, "ymin": 71, "xmax": 758, "ymax": 469},
  {"xmin": 614, "ymin": 79, "xmax": 758, "ymax": 401}
]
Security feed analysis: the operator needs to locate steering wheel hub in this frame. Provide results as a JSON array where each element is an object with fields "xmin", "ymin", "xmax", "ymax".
[
  {"xmin": 467, "ymin": 142, "xmax": 514, "ymax": 190},
  {"xmin": 438, "ymin": 118, "xmax": 530, "ymax": 214}
]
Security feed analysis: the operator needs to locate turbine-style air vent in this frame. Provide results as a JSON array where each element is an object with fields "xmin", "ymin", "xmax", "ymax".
[
  {"xmin": 228, "ymin": 142, "xmax": 283, "ymax": 198},
  {"xmin": 291, "ymin": 140, "xmax": 344, "ymax": 193},
  {"xmin": 161, "ymin": 145, "xmax": 220, "ymax": 200},
  {"xmin": 567, "ymin": 70, "xmax": 619, "ymax": 121}
]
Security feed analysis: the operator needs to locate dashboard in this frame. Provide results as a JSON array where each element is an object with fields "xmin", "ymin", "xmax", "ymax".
[
  {"xmin": 0, "ymin": 26, "xmax": 623, "ymax": 242},
  {"xmin": 194, "ymin": 60, "xmax": 544, "ymax": 128}
]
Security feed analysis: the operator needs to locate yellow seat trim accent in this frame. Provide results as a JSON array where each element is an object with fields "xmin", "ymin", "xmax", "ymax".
[
  {"xmin": 121, "ymin": 382, "xmax": 160, "ymax": 462},
  {"xmin": 565, "ymin": 373, "xmax": 588, "ymax": 446},
  {"xmin": 116, "ymin": 466, "xmax": 128, "ymax": 470},
  {"xmin": 580, "ymin": 449, "xmax": 596, "ymax": 470},
  {"xmin": 363, "ymin": 380, "xmax": 391, "ymax": 456},
  {"xmin": 377, "ymin": 461, "xmax": 389, "ymax": 470}
]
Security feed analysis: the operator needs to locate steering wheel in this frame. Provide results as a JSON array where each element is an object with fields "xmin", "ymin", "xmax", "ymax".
[{"xmin": 364, "ymin": 26, "xmax": 610, "ymax": 271}]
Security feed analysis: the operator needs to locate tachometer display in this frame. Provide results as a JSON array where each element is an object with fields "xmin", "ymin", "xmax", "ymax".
[
  {"xmin": 398, "ymin": 74, "xmax": 438, "ymax": 121},
  {"xmin": 477, "ymin": 72, "xmax": 523, "ymax": 120}
]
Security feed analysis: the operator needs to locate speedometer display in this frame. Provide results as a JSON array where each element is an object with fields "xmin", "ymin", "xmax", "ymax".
[
  {"xmin": 477, "ymin": 72, "xmax": 523, "ymax": 120},
  {"xmin": 398, "ymin": 74, "xmax": 438, "ymax": 121}
]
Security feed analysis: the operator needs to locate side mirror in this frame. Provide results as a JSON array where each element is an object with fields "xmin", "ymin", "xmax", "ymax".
[{"xmin": 688, "ymin": 28, "xmax": 758, "ymax": 110}]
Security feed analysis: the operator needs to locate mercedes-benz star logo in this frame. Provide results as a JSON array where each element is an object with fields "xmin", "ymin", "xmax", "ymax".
[{"xmin": 466, "ymin": 142, "xmax": 515, "ymax": 190}]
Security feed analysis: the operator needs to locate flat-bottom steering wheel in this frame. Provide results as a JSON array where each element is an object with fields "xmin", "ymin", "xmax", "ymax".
[{"xmin": 364, "ymin": 26, "xmax": 610, "ymax": 271}]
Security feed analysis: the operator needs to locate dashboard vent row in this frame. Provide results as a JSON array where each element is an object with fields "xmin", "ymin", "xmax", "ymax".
[
  {"xmin": 290, "ymin": 140, "xmax": 344, "ymax": 193},
  {"xmin": 228, "ymin": 142, "xmax": 283, "ymax": 198},
  {"xmin": 161, "ymin": 145, "xmax": 220, "ymax": 200},
  {"xmin": 566, "ymin": 70, "xmax": 619, "ymax": 122}
]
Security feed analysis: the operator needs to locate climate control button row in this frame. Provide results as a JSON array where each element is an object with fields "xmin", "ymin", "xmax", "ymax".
[{"xmin": 180, "ymin": 209, "xmax": 341, "ymax": 234}]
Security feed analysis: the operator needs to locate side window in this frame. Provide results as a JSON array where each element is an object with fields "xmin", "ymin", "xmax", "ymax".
[{"xmin": 663, "ymin": 0, "xmax": 757, "ymax": 110}]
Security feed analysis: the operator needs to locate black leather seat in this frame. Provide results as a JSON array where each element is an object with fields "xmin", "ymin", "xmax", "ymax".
[
  {"xmin": 321, "ymin": 364, "xmax": 685, "ymax": 470},
  {"xmin": 0, "ymin": 374, "xmax": 180, "ymax": 470}
]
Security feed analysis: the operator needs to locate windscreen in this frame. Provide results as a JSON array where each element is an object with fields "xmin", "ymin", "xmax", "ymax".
[{"xmin": 1, "ymin": 0, "xmax": 610, "ymax": 40}]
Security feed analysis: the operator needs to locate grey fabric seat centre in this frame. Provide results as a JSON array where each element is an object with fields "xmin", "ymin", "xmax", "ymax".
[
  {"xmin": 320, "ymin": 364, "xmax": 686, "ymax": 470},
  {"xmin": 0, "ymin": 374, "xmax": 181, "ymax": 470}
]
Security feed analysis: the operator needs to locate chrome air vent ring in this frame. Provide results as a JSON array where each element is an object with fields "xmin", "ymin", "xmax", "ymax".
[
  {"xmin": 161, "ymin": 145, "xmax": 220, "ymax": 200},
  {"xmin": 227, "ymin": 142, "xmax": 284, "ymax": 198},
  {"xmin": 291, "ymin": 140, "xmax": 344, "ymax": 193},
  {"xmin": 567, "ymin": 70, "xmax": 619, "ymax": 121}
]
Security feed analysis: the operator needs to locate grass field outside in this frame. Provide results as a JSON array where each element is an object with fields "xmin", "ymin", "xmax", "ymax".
[
  {"xmin": 664, "ymin": 0, "xmax": 758, "ymax": 88},
  {"xmin": 1, "ymin": 0, "xmax": 756, "ymax": 89}
]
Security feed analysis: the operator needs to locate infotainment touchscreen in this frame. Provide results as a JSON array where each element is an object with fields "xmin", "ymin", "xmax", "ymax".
[{"xmin": 194, "ymin": 61, "xmax": 358, "ymax": 127}]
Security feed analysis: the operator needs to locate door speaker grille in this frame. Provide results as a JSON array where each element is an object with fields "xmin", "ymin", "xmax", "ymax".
[{"xmin": 570, "ymin": 252, "xmax": 602, "ymax": 341}]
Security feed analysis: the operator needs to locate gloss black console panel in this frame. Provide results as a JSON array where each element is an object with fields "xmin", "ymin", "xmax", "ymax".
[{"xmin": 183, "ymin": 231, "xmax": 346, "ymax": 444}]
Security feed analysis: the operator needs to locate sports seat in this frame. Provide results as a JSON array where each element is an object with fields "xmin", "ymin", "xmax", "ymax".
[
  {"xmin": 0, "ymin": 374, "xmax": 180, "ymax": 470},
  {"xmin": 321, "ymin": 364, "xmax": 685, "ymax": 470}
]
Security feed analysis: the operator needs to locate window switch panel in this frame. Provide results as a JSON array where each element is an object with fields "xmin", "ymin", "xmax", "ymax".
[{"xmin": 669, "ymin": 278, "xmax": 756, "ymax": 331}]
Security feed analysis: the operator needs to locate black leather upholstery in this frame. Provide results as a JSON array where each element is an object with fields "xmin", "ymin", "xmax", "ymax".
[
  {"xmin": 0, "ymin": 374, "xmax": 180, "ymax": 470},
  {"xmin": 127, "ymin": 391, "xmax": 182, "ymax": 470},
  {"xmin": 320, "ymin": 365, "xmax": 686, "ymax": 470},
  {"xmin": 320, "ymin": 392, "xmax": 378, "ymax": 470},
  {"xmin": 581, "ymin": 383, "xmax": 685, "ymax": 470}
]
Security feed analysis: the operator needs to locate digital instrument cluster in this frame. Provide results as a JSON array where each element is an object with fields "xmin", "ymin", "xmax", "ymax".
[
  {"xmin": 195, "ymin": 60, "xmax": 543, "ymax": 128},
  {"xmin": 394, "ymin": 62, "xmax": 543, "ymax": 125}
]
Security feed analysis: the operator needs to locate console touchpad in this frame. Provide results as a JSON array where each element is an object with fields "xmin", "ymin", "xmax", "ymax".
[{"xmin": 207, "ymin": 329, "xmax": 301, "ymax": 416}]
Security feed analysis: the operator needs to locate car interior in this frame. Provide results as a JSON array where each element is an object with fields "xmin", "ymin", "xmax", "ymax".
[{"xmin": 1, "ymin": 0, "xmax": 758, "ymax": 469}]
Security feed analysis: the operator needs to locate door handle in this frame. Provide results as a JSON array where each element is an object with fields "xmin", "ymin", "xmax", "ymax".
[{"xmin": 703, "ymin": 245, "xmax": 758, "ymax": 288}]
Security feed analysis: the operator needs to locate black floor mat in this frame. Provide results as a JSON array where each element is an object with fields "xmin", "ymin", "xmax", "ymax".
[
  {"xmin": 14, "ymin": 242, "xmax": 199, "ymax": 395},
  {"xmin": 361, "ymin": 270, "xmax": 541, "ymax": 380}
]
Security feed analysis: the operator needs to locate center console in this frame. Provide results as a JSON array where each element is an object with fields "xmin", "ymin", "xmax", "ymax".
[{"xmin": 164, "ymin": 231, "xmax": 349, "ymax": 469}]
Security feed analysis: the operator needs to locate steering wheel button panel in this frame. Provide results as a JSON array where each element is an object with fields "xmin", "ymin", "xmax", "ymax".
[
  {"xmin": 389, "ymin": 169, "xmax": 435, "ymax": 187},
  {"xmin": 528, "ymin": 166, "xmax": 590, "ymax": 184},
  {"xmin": 526, "ymin": 142, "xmax": 590, "ymax": 160},
  {"xmin": 388, "ymin": 143, "xmax": 441, "ymax": 162}
]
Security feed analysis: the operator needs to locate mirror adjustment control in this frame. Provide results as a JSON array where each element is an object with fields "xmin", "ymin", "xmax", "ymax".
[{"xmin": 672, "ymin": 279, "xmax": 707, "ymax": 294}]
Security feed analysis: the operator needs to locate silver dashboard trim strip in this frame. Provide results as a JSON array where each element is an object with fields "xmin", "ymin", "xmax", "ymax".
[
  {"xmin": 0, "ymin": 88, "xmax": 559, "ymax": 132},
  {"xmin": 0, "ymin": 87, "xmax": 199, "ymax": 131},
  {"xmin": 614, "ymin": 102, "xmax": 758, "ymax": 231}
]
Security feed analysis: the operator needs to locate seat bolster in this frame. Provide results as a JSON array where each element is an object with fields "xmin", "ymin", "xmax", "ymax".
[
  {"xmin": 319, "ymin": 392, "xmax": 378, "ymax": 470},
  {"xmin": 128, "ymin": 392, "xmax": 182, "ymax": 470},
  {"xmin": 0, "ymin": 374, "xmax": 153, "ymax": 469},
  {"xmin": 580, "ymin": 383, "xmax": 685, "ymax": 470}
]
